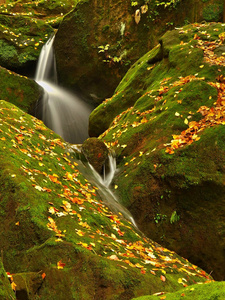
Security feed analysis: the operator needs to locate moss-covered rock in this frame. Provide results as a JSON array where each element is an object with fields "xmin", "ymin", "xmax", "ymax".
[
  {"xmin": 0, "ymin": 0, "xmax": 82, "ymax": 73},
  {"xmin": 0, "ymin": 100, "xmax": 212, "ymax": 298},
  {"xmin": 132, "ymin": 281, "xmax": 225, "ymax": 300},
  {"xmin": 0, "ymin": 0, "xmax": 80, "ymax": 28},
  {"xmin": 95, "ymin": 23, "xmax": 225, "ymax": 280},
  {"xmin": 54, "ymin": 0, "xmax": 223, "ymax": 104},
  {"xmin": 0, "ymin": 66, "xmax": 43, "ymax": 112},
  {"xmin": 0, "ymin": 13, "xmax": 53, "ymax": 72},
  {"xmin": 82, "ymin": 137, "xmax": 109, "ymax": 174}
]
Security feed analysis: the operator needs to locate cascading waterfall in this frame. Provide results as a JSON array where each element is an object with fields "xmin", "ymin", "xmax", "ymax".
[
  {"xmin": 71, "ymin": 147, "xmax": 138, "ymax": 227},
  {"xmin": 35, "ymin": 37, "xmax": 137, "ymax": 228},
  {"xmin": 34, "ymin": 36, "xmax": 92, "ymax": 144}
]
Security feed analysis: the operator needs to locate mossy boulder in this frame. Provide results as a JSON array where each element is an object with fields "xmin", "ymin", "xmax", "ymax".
[
  {"xmin": 0, "ymin": 13, "xmax": 53, "ymax": 72},
  {"xmin": 96, "ymin": 23, "xmax": 225, "ymax": 280},
  {"xmin": 0, "ymin": 0, "xmax": 82, "ymax": 74},
  {"xmin": 0, "ymin": 100, "xmax": 212, "ymax": 298},
  {"xmin": 54, "ymin": 0, "xmax": 223, "ymax": 104},
  {"xmin": 0, "ymin": 66, "xmax": 43, "ymax": 112},
  {"xmin": 132, "ymin": 281, "xmax": 225, "ymax": 300},
  {"xmin": 82, "ymin": 137, "xmax": 109, "ymax": 174}
]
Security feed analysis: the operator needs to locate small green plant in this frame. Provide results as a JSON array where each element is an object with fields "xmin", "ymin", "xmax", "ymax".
[
  {"xmin": 154, "ymin": 213, "xmax": 167, "ymax": 224},
  {"xmin": 155, "ymin": 0, "xmax": 182, "ymax": 8},
  {"xmin": 131, "ymin": 1, "xmax": 138, "ymax": 6},
  {"xmin": 98, "ymin": 44, "xmax": 110, "ymax": 53},
  {"xmin": 170, "ymin": 210, "xmax": 180, "ymax": 224}
]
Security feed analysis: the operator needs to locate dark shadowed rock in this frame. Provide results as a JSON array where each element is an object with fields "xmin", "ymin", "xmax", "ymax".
[{"xmin": 82, "ymin": 137, "xmax": 108, "ymax": 174}]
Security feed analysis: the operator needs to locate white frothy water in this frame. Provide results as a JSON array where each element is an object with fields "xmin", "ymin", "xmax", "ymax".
[
  {"xmin": 70, "ymin": 147, "xmax": 138, "ymax": 228},
  {"xmin": 35, "ymin": 36, "xmax": 92, "ymax": 144}
]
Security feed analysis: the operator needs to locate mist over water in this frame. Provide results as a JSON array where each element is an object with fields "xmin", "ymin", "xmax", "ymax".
[{"xmin": 34, "ymin": 36, "xmax": 92, "ymax": 144}]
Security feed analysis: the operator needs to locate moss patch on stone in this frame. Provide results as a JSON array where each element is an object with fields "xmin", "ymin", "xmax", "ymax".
[
  {"xmin": 0, "ymin": 66, "xmax": 42, "ymax": 112},
  {"xmin": 82, "ymin": 137, "xmax": 109, "ymax": 174},
  {"xmin": 132, "ymin": 281, "xmax": 225, "ymax": 300}
]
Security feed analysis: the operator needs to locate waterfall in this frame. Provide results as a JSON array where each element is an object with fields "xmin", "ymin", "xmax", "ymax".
[
  {"xmin": 70, "ymin": 147, "xmax": 138, "ymax": 228},
  {"xmin": 34, "ymin": 36, "xmax": 92, "ymax": 144},
  {"xmin": 35, "ymin": 37, "xmax": 137, "ymax": 228}
]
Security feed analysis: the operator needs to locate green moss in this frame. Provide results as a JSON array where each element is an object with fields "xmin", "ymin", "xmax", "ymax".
[
  {"xmin": 0, "ymin": 13, "xmax": 53, "ymax": 69},
  {"xmin": 0, "ymin": 66, "xmax": 42, "ymax": 112},
  {"xmin": 0, "ymin": 40, "xmax": 17, "ymax": 65},
  {"xmin": 132, "ymin": 281, "xmax": 225, "ymax": 300},
  {"xmin": 203, "ymin": 4, "xmax": 223, "ymax": 21},
  {"xmin": 0, "ymin": 99, "xmax": 213, "ymax": 297}
]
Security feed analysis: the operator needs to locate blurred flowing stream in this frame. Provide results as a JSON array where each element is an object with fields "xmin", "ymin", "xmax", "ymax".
[{"xmin": 34, "ymin": 36, "xmax": 137, "ymax": 228}]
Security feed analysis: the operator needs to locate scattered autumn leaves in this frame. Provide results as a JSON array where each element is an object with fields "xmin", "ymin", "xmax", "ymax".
[
  {"xmin": 0, "ymin": 101, "xmax": 212, "ymax": 290},
  {"xmin": 166, "ymin": 24, "xmax": 225, "ymax": 154}
]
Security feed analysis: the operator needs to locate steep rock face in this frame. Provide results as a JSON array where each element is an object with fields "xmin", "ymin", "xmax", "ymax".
[
  {"xmin": 0, "ymin": 66, "xmax": 43, "ymax": 112},
  {"xmin": 97, "ymin": 23, "xmax": 225, "ymax": 280},
  {"xmin": 0, "ymin": 100, "xmax": 212, "ymax": 299},
  {"xmin": 54, "ymin": 0, "xmax": 223, "ymax": 105}
]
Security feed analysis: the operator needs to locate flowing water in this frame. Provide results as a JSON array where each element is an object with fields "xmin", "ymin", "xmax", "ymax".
[
  {"xmin": 70, "ymin": 146, "xmax": 138, "ymax": 227},
  {"xmin": 35, "ymin": 37, "xmax": 137, "ymax": 227},
  {"xmin": 34, "ymin": 36, "xmax": 92, "ymax": 144}
]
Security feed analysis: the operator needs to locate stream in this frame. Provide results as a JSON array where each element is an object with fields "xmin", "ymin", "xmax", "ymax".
[{"xmin": 34, "ymin": 36, "xmax": 137, "ymax": 227}]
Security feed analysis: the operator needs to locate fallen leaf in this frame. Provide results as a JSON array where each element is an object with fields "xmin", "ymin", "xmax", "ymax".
[{"xmin": 57, "ymin": 260, "xmax": 66, "ymax": 269}]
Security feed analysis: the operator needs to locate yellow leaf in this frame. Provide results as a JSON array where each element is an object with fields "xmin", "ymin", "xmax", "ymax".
[
  {"xmin": 11, "ymin": 282, "xmax": 17, "ymax": 291},
  {"xmin": 76, "ymin": 230, "xmax": 85, "ymax": 236},
  {"xmin": 178, "ymin": 278, "xmax": 183, "ymax": 284},
  {"xmin": 135, "ymin": 263, "xmax": 143, "ymax": 268}
]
